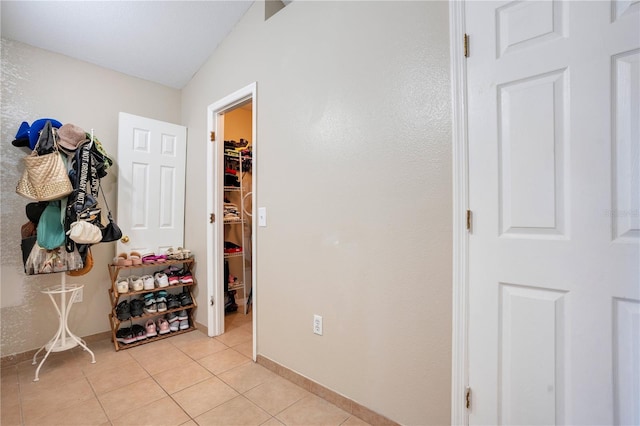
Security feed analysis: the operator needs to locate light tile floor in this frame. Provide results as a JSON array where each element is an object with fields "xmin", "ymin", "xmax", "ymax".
[{"xmin": 1, "ymin": 311, "xmax": 371, "ymax": 426}]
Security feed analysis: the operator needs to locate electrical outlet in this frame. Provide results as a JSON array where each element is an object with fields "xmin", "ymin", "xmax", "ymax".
[
  {"xmin": 313, "ymin": 314, "xmax": 323, "ymax": 335},
  {"xmin": 73, "ymin": 288, "xmax": 83, "ymax": 303}
]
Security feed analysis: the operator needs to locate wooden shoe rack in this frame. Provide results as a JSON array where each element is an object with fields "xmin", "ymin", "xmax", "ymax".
[{"xmin": 107, "ymin": 258, "xmax": 197, "ymax": 351}]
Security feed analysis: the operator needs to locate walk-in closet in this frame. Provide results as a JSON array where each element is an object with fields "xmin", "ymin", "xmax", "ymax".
[{"xmin": 221, "ymin": 101, "xmax": 253, "ymax": 325}]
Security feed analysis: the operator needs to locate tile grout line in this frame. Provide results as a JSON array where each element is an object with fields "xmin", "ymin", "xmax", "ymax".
[{"xmin": 83, "ymin": 361, "xmax": 111, "ymax": 425}]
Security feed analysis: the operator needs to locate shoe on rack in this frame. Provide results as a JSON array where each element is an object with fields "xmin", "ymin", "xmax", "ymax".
[
  {"xmin": 167, "ymin": 311, "xmax": 179, "ymax": 323},
  {"xmin": 163, "ymin": 266, "xmax": 181, "ymax": 284},
  {"xmin": 156, "ymin": 290, "xmax": 168, "ymax": 302},
  {"xmin": 116, "ymin": 300, "xmax": 131, "ymax": 321},
  {"xmin": 145, "ymin": 319, "xmax": 158, "ymax": 338},
  {"xmin": 157, "ymin": 318, "xmax": 170, "ymax": 335},
  {"xmin": 179, "ymin": 292, "xmax": 193, "ymax": 307},
  {"xmin": 163, "ymin": 265, "xmax": 181, "ymax": 274},
  {"xmin": 116, "ymin": 279, "xmax": 129, "ymax": 294},
  {"xmin": 156, "ymin": 290, "xmax": 168, "ymax": 312},
  {"xmin": 116, "ymin": 327, "xmax": 136, "ymax": 344},
  {"xmin": 130, "ymin": 298, "xmax": 145, "ymax": 317},
  {"xmin": 166, "ymin": 294, "xmax": 181, "ymax": 310},
  {"xmin": 142, "ymin": 274, "xmax": 155, "ymax": 290},
  {"xmin": 129, "ymin": 251, "xmax": 143, "ymax": 266},
  {"xmin": 169, "ymin": 320, "xmax": 180, "ymax": 332},
  {"xmin": 179, "ymin": 248, "xmax": 192, "ymax": 259},
  {"xmin": 129, "ymin": 275, "xmax": 144, "ymax": 292},
  {"xmin": 165, "ymin": 247, "xmax": 182, "ymax": 260},
  {"xmin": 179, "ymin": 273, "xmax": 194, "ymax": 284},
  {"xmin": 177, "ymin": 309, "xmax": 189, "ymax": 321},
  {"xmin": 179, "ymin": 247, "xmax": 190, "ymax": 259},
  {"xmin": 167, "ymin": 272, "xmax": 180, "ymax": 286},
  {"xmin": 179, "ymin": 319, "xmax": 189, "ymax": 330},
  {"xmin": 154, "ymin": 272, "xmax": 169, "ymax": 288},
  {"xmin": 132, "ymin": 324, "xmax": 146, "ymax": 341},
  {"xmin": 143, "ymin": 293, "xmax": 157, "ymax": 314}
]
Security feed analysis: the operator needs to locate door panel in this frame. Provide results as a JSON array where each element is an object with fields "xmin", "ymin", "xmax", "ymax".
[
  {"xmin": 612, "ymin": 49, "xmax": 640, "ymax": 241},
  {"xmin": 117, "ymin": 112, "xmax": 187, "ymax": 255},
  {"xmin": 467, "ymin": 1, "xmax": 640, "ymax": 425},
  {"xmin": 498, "ymin": 69, "xmax": 567, "ymax": 236}
]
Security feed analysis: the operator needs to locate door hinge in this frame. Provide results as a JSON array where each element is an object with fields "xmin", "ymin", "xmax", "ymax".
[
  {"xmin": 466, "ymin": 387, "xmax": 471, "ymax": 409},
  {"xmin": 210, "ymin": 131, "xmax": 216, "ymax": 142},
  {"xmin": 210, "ymin": 213, "xmax": 215, "ymax": 223},
  {"xmin": 466, "ymin": 209, "xmax": 472, "ymax": 231},
  {"xmin": 463, "ymin": 33, "xmax": 469, "ymax": 57},
  {"xmin": 210, "ymin": 296, "xmax": 215, "ymax": 306}
]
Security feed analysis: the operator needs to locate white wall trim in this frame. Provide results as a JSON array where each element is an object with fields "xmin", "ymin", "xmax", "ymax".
[
  {"xmin": 449, "ymin": 1, "xmax": 469, "ymax": 425},
  {"xmin": 206, "ymin": 83, "xmax": 258, "ymax": 362}
]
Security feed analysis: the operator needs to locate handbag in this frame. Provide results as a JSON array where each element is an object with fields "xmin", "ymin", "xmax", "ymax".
[
  {"xmin": 67, "ymin": 220, "xmax": 103, "ymax": 244},
  {"xmin": 36, "ymin": 202, "xmax": 66, "ymax": 250},
  {"xmin": 99, "ymin": 183, "xmax": 122, "ymax": 242},
  {"xmin": 16, "ymin": 122, "xmax": 73, "ymax": 201},
  {"xmin": 24, "ymin": 243, "xmax": 83, "ymax": 275},
  {"xmin": 21, "ymin": 236, "xmax": 37, "ymax": 273},
  {"xmin": 67, "ymin": 247, "xmax": 93, "ymax": 276}
]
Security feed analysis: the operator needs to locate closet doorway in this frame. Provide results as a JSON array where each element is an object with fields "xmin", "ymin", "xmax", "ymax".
[{"xmin": 206, "ymin": 83, "xmax": 257, "ymax": 361}]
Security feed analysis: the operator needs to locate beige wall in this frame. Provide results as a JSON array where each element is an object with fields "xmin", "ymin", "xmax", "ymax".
[
  {"xmin": 181, "ymin": 2, "xmax": 452, "ymax": 424},
  {"xmin": 0, "ymin": 38, "xmax": 181, "ymax": 355}
]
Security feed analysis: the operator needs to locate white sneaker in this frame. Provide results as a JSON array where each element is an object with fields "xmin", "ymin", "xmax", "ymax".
[
  {"xmin": 154, "ymin": 272, "xmax": 169, "ymax": 288},
  {"xmin": 116, "ymin": 279, "xmax": 129, "ymax": 294},
  {"xmin": 129, "ymin": 275, "xmax": 144, "ymax": 291},
  {"xmin": 142, "ymin": 275, "xmax": 155, "ymax": 290},
  {"xmin": 179, "ymin": 319, "xmax": 189, "ymax": 330}
]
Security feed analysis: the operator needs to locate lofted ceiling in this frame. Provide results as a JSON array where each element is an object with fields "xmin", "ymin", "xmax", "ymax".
[{"xmin": 1, "ymin": 1, "xmax": 254, "ymax": 89}]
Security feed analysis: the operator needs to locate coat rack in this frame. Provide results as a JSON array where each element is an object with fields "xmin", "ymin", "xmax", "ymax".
[
  {"xmin": 31, "ymin": 129, "xmax": 98, "ymax": 381},
  {"xmin": 32, "ymin": 273, "xmax": 96, "ymax": 381}
]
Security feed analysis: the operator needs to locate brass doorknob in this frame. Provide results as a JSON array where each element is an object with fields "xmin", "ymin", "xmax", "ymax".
[{"xmin": 121, "ymin": 235, "xmax": 130, "ymax": 243}]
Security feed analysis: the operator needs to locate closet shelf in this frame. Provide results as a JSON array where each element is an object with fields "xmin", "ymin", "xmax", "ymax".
[
  {"xmin": 224, "ymin": 219, "xmax": 244, "ymax": 225},
  {"xmin": 224, "ymin": 252, "xmax": 244, "ymax": 259},
  {"xmin": 228, "ymin": 282, "xmax": 244, "ymax": 291},
  {"xmin": 223, "ymin": 148, "xmax": 251, "ymax": 315}
]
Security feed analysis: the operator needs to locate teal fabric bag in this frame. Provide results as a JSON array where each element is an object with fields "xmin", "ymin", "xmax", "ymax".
[{"xmin": 36, "ymin": 202, "xmax": 66, "ymax": 250}]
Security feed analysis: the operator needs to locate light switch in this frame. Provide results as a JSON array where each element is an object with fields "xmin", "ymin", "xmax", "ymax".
[{"xmin": 258, "ymin": 207, "xmax": 267, "ymax": 227}]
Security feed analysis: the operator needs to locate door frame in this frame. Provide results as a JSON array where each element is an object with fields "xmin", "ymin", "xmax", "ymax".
[
  {"xmin": 206, "ymin": 82, "xmax": 257, "ymax": 361},
  {"xmin": 449, "ymin": 2, "xmax": 469, "ymax": 425}
]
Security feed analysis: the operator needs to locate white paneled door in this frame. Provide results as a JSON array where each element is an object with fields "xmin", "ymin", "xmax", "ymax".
[
  {"xmin": 466, "ymin": 1, "xmax": 639, "ymax": 425},
  {"xmin": 117, "ymin": 112, "xmax": 187, "ymax": 255}
]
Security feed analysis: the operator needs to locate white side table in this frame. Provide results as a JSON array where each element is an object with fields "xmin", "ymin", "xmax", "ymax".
[{"xmin": 32, "ymin": 274, "xmax": 96, "ymax": 381}]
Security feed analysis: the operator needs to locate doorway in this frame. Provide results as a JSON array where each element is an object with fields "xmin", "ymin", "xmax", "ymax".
[{"xmin": 206, "ymin": 83, "xmax": 257, "ymax": 361}]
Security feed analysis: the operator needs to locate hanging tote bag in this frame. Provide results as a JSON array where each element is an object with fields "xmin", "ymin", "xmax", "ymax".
[
  {"xmin": 24, "ymin": 243, "xmax": 83, "ymax": 275},
  {"xmin": 16, "ymin": 121, "xmax": 73, "ymax": 201},
  {"xmin": 36, "ymin": 202, "xmax": 66, "ymax": 250}
]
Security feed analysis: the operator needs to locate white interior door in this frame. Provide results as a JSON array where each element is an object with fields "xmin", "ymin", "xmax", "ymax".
[
  {"xmin": 117, "ymin": 112, "xmax": 187, "ymax": 255},
  {"xmin": 466, "ymin": 1, "xmax": 639, "ymax": 425}
]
